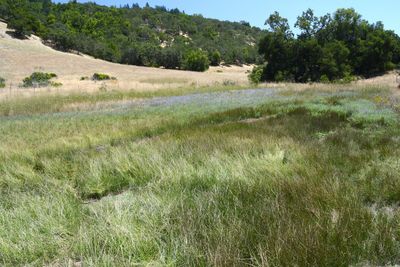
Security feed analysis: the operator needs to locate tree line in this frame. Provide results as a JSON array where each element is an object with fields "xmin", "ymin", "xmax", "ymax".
[
  {"xmin": 0, "ymin": 0, "xmax": 264, "ymax": 71},
  {"xmin": 251, "ymin": 8, "xmax": 400, "ymax": 83}
]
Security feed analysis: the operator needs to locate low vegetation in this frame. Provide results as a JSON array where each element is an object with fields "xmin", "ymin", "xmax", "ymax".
[
  {"xmin": 0, "ymin": 76, "xmax": 5, "ymax": 88},
  {"xmin": 248, "ymin": 64, "xmax": 264, "ymax": 84},
  {"xmin": 182, "ymin": 49, "xmax": 210, "ymax": 72},
  {"xmin": 1, "ymin": 84, "xmax": 400, "ymax": 266},
  {"xmin": 22, "ymin": 72, "xmax": 60, "ymax": 87},
  {"xmin": 92, "ymin": 73, "xmax": 116, "ymax": 81}
]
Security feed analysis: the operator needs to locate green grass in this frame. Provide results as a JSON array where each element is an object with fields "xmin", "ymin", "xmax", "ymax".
[
  {"xmin": 1, "ymin": 85, "xmax": 400, "ymax": 266},
  {"xmin": 0, "ymin": 83, "xmax": 250, "ymax": 117}
]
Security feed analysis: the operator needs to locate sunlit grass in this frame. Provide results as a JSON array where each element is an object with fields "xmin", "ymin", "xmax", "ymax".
[
  {"xmin": 1, "ymin": 85, "xmax": 400, "ymax": 266},
  {"xmin": 0, "ymin": 83, "xmax": 251, "ymax": 116}
]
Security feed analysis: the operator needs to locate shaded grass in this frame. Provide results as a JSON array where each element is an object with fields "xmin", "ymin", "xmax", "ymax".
[{"xmin": 1, "ymin": 86, "xmax": 400, "ymax": 266}]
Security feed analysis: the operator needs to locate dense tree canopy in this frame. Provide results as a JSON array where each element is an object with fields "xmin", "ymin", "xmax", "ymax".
[
  {"xmin": 0, "ymin": 0, "xmax": 264, "ymax": 71},
  {"xmin": 254, "ymin": 8, "xmax": 400, "ymax": 82}
]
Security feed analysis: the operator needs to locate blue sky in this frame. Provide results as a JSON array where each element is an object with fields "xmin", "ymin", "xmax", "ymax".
[{"xmin": 54, "ymin": 0, "xmax": 400, "ymax": 34}]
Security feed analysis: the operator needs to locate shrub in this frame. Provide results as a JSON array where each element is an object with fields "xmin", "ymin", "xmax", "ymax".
[
  {"xmin": 222, "ymin": 80, "xmax": 237, "ymax": 86},
  {"xmin": 274, "ymin": 71, "xmax": 286, "ymax": 82},
  {"xmin": 209, "ymin": 50, "xmax": 222, "ymax": 66},
  {"xmin": 182, "ymin": 50, "xmax": 210, "ymax": 72},
  {"xmin": 22, "ymin": 72, "xmax": 58, "ymax": 87},
  {"xmin": 336, "ymin": 73, "xmax": 358, "ymax": 84},
  {"xmin": 51, "ymin": 82, "xmax": 63, "ymax": 87},
  {"xmin": 248, "ymin": 65, "xmax": 264, "ymax": 84},
  {"xmin": 92, "ymin": 73, "xmax": 116, "ymax": 81},
  {"xmin": 0, "ymin": 77, "xmax": 5, "ymax": 88},
  {"xmin": 320, "ymin": 75, "xmax": 330, "ymax": 83}
]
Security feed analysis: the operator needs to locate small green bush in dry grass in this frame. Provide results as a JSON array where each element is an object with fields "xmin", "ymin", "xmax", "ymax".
[
  {"xmin": 248, "ymin": 64, "xmax": 264, "ymax": 84},
  {"xmin": 222, "ymin": 79, "xmax": 237, "ymax": 86},
  {"xmin": 0, "ymin": 77, "xmax": 5, "ymax": 88},
  {"xmin": 22, "ymin": 72, "xmax": 59, "ymax": 87},
  {"xmin": 182, "ymin": 50, "xmax": 210, "ymax": 72},
  {"xmin": 92, "ymin": 73, "xmax": 117, "ymax": 81}
]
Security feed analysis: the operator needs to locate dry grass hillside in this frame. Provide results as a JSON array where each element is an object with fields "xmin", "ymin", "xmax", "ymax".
[
  {"xmin": 0, "ymin": 21, "xmax": 252, "ymax": 97},
  {"xmin": 1, "ymin": 20, "xmax": 399, "ymax": 100}
]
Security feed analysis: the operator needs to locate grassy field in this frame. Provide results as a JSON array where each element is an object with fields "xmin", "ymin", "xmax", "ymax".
[{"xmin": 1, "ymin": 83, "xmax": 400, "ymax": 266}]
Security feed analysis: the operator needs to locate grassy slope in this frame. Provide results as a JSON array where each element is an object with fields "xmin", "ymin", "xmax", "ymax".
[
  {"xmin": 0, "ymin": 21, "xmax": 252, "ymax": 96},
  {"xmin": 1, "ymin": 85, "xmax": 400, "ymax": 266}
]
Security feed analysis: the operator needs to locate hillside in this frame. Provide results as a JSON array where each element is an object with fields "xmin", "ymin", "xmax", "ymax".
[
  {"xmin": 0, "ymin": 21, "xmax": 254, "ymax": 96},
  {"xmin": 0, "ymin": 0, "xmax": 265, "ymax": 69}
]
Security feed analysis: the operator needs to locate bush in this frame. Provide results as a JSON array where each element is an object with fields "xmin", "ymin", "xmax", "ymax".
[
  {"xmin": 22, "ymin": 72, "xmax": 58, "ymax": 87},
  {"xmin": 336, "ymin": 73, "xmax": 358, "ymax": 84},
  {"xmin": 222, "ymin": 80, "xmax": 237, "ymax": 86},
  {"xmin": 92, "ymin": 73, "xmax": 116, "ymax": 81},
  {"xmin": 52, "ymin": 82, "xmax": 63, "ymax": 87},
  {"xmin": 248, "ymin": 65, "xmax": 264, "ymax": 84},
  {"xmin": 274, "ymin": 71, "xmax": 286, "ymax": 82},
  {"xmin": 182, "ymin": 50, "xmax": 210, "ymax": 72},
  {"xmin": 320, "ymin": 75, "xmax": 330, "ymax": 83},
  {"xmin": 209, "ymin": 50, "xmax": 222, "ymax": 66},
  {"xmin": 0, "ymin": 77, "xmax": 5, "ymax": 88}
]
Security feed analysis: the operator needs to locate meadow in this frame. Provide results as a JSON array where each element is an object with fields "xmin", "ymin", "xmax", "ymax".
[{"xmin": 1, "ymin": 83, "xmax": 400, "ymax": 266}]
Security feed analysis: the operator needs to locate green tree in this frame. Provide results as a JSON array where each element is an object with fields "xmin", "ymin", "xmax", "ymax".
[
  {"xmin": 258, "ymin": 31, "xmax": 294, "ymax": 81},
  {"xmin": 160, "ymin": 46, "xmax": 183, "ymax": 69},
  {"xmin": 256, "ymin": 8, "xmax": 400, "ymax": 82},
  {"xmin": 295, "ymin": 9, "xmax": 320, "ymax": 39},
  {"xmin": 293, "ymin": 38, "xmax": 323, "ymax": 82},
  {"xmin": 320, "ymin": 40, "xmax": 351, "ymax": 80},
  {"xmin": 265, "ymin": 11, "xmax": 292, "ymax": 37}
]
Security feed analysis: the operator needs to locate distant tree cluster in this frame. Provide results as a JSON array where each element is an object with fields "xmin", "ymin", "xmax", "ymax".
[
  {"xmin": 0, "ymin": 0, "xmax": 265, "ymax": 72},
  {"xmin": 251, "ymin": 9, "xmax": 400, "ymax": 83}
]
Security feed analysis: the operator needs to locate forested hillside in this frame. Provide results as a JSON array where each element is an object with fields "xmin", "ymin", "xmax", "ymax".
[
  {"xmin": 0, "ymin": 0, "xmax": 264, "ymax": 70},
  {"xmin": 251, "ymin": 9, "xmax": 400, "ymax": 83}
]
